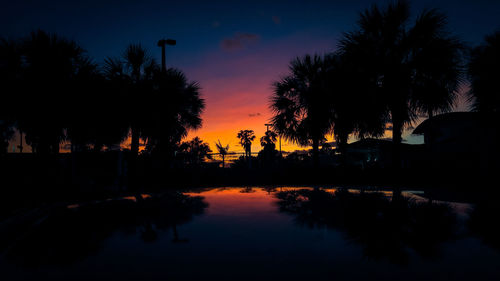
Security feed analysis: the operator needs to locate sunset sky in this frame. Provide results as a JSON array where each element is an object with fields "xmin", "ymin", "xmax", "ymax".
[{"xmin": 3, "ymin": 0, "xmax": 499, "ymax": 153}]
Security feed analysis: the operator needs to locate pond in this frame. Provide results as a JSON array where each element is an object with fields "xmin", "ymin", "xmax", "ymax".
[{"xmin": 1, "ymin": 187, "xmax": 499, "ymax": 280}]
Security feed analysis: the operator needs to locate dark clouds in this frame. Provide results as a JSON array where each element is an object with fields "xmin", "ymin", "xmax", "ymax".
[{"xmin": 220, "ymin": 33, "xmax": 260, "ymax": 51}]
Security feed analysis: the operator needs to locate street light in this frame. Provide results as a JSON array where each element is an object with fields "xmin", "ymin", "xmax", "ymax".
[{"xmin": 157, "ymin": 38, "xmax": 176, "ymax": 72}]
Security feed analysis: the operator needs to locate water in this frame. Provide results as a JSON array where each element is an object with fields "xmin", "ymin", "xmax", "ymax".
[{"xmin": 1, "ymin": 187, "xmax": 499, "ymax": 280}]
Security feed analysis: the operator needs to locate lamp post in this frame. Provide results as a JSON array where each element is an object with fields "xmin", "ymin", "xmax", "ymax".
[{"xmin": 157, "ymin": 38, "xmax": 176, "ymax": 72}]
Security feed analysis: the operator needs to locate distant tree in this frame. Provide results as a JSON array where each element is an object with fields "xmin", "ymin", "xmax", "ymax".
[
  {"xmin": 259, "ymin": 130, "xmax": 279, "ymax": 166},
  {"xmin": 260, "ymin": 130, "xmax": 277, "ymax": 149},
  {"xmin": 270, "ymin": 55, "xmax": 335, "ymax": 167},
  {"xmin": 237, "ymin": 130, "xmax": 255, "ymax": 159},
  {"xmin": 468, "ymin": 31, "xmax": 500, "ymax": 112},
  {"xmin": 178, "ymin": 137, "xmax": 212, "ymax": 166},
  {"xmin": 215, "ymin": 140, "xmax": 229, "ymax": 168}
]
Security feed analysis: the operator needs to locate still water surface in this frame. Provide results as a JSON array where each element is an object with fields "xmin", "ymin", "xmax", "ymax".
[{"xmin": 1, "ymin": 187, "xmax": 499, "ymax": 280}]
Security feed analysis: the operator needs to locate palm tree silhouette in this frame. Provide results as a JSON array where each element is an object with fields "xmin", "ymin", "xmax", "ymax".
[
  {"xmin": 215, "ymin": 140, "xmax": 229, "ymax": 168},
  {"xmin": 270, "ymin": 55, "xmax": 335, "ymax": 167},
  {"xmin": 237, "ymin": 129, "xmax": 255, "ymax": 160},
  {"xmin": 339, "ymin": 0, "xmax": 464, "ymax": 167},
  {"xmin": 141, "ymin": 68, "xmax": 205, "ymax": 158},
  {"xmin": 260, "ymin": 130, "xmax": 277, "ymax": 148},
  {"xmin": 468, "ymin": 31, "xmax": 500, "ymax": 113},
  {"xmin": 122, "ymin": 44, "xmax": 154, "ymax": 156},
  {"xmin": 324, "ymin": 54, "xmax": 388, "ymax": 156},
  {"xmin": 0, "ymin": 38, "xmax": 21, "ymax": 155},
  {"xmin": 17, "ymin": 30, "xmax": 89, "ymax": 154}
]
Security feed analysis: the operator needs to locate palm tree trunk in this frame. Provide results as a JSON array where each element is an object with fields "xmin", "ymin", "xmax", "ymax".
[
  {"xmin": 248, "ymin": 146, "xmax": 252, "ymax": 169},
  {"xmin": 392, "ymin": 116, "xmax": 403, "ymax": 169},
  {"xmin": 222, "ymin": 155, "xmax": 225, "ymax": 168},
  {"xmin": 312, "ymin": 137, "xmax": 319, "ymax": 168},
  {"xmin": 131, "ymin": 127, "xmax": 140, "ymax": 156},
  {"xmin": 338, "ymin": 133, "xmax": 348, "ymax": 166},
  {"xmin": 391, "ymin": 115, "xmax": 404, "ymax": 200}
]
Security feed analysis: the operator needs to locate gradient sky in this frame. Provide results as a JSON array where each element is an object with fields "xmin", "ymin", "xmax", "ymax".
[{"xmin": 2, "ymin": 0, "xmax": 499, "ymax": 153}]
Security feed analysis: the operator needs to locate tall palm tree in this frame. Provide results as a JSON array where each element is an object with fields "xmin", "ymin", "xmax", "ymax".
[
  {"xmin": 0, "ymin": 37, "xmax": 22, "ymax": 155},
  {"xmin": 66, "ymin": 60, "xmax": 129, "ymax": 152},
  {"xmin": 468, "ymin": 31, "xmax": 500, "ymax": 113},
  {"xmin": 124, "ymin": 44, "xmax": 153, "ymax": 156},
  {"xmin": 339, "ymin": 0, "xmax": 464, "ymax": 167},
  {"xmin": 237, "ymin": 130, "xmax": 255, "ymax": 159},
  {"xmin": 270, "ymin": 55, "xmax": 335, "ymax": 167},
  {"xmin": 409, "ymin": 9, "xmax": 464, "ymax": 118},
  {"xmin": 18, "ymin": 30, "xmax": 88, "ymax": 154},
  {"xmin": 142, "ymin": 68, "xmax": 205, "ymax": 158},
  {"xmin": 324, "ymin": 53, "xmax": 388, "ymax": 154},
  {"xmin": 103, "ymin": 44, "xmax": 157, "ymax": 156},
  {"xmin": 215, "ymin": 140, "xmax": 229, "ymax": 168}
]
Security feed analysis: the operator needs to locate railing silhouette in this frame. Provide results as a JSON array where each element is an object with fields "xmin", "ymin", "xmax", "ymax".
[{"xmin": 207, "ymin": 151, "xmax": 289, "ymax": 166}]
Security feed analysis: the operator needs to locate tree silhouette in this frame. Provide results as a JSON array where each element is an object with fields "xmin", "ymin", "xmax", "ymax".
[
  {"xmin": 324, "ymin": 54, "xmax": 388, "ymax": 155},
  {"xmin": 260, "ymin": 130, "xmax": 277, "ymax": 148},
  {"xmin": 0, "ymin": 38, "xmax": 21, "ymax": 154},
  {"xmin": 237, "ymin": 129, "xmax": 255, "ymax": 159},
  {"xmin": 215, "ymin": 140, "xmax": 229, "ymax": 168},
  {"xmin": 142, "ymin": 68, "xmax": 205, "ymax": 159},
  {"xmin": 270, "ymin": 55, "xmax": 334, "ymax": 167},
  {"xmin": 468, "ymin": 31, "xmax": 500, "ymax": 113},
  {"xmin": 103, "ymin": 44, "xmax": 155, "ymax": 157},
  {"xmin": 339, "ymin": 0, "xmax": 464, "ymax": 167},
  {"xmin": 259, "ymin": 130, "xmax": 279, "ymax": 166},
  {"xmin": 178, "ymin": 137, "xmax": 212, "ymax": 166},
  {"xmin": 16, "ymin": 30, "xmax": 90, "ymax": 154}
]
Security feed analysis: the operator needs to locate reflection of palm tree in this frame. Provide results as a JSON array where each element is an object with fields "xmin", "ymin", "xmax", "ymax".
[
  {"xmin": 275, "ymin": 188, "xmax": 457, "ymax": 263},
  {"xmin": 6, "ymin": 192, "xmax": 208, "ymax": 265},
  {"xmin": 270, "ymin": 55, "xmax": 334, "ymax": 167},
  {"xmin": 468, "ymin": 31, "xmax": 500, "ymax": 112},
  {"xmin": 215, "ymin": 140, "xmax": 230, "ymax": 168},
  {"xmin": 339, "ymin": 1, "xmax": 464, "ymax": 166}
]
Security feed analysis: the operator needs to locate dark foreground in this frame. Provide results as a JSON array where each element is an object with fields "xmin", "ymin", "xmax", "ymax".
[{"xmin": 0, "ymin": 187, "xmax": 499, "ymax": 281}]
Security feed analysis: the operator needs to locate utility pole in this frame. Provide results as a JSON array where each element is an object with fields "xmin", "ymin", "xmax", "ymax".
[{"xmin": 157, "ymin": 39, "xmax": 176, "ymax": 73}]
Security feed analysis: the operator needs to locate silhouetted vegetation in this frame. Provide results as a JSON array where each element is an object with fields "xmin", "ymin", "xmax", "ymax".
[
  {"xmin": 3, "ymin": 192, "xmax": 207, "ymax": 266},
  {"xmin": 275, "ymin": 188, "xmax": 457, "ymax": 263},
  {"xmin": 468, "ymin": 31, "xmax": 500, "ymax": 112},
  {"xmin": 0, "ymin": 1, "xmax": 497, "ymax": 201}
]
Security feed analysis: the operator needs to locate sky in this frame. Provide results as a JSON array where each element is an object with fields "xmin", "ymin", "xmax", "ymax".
[{"xmin": 2, "ymin": 0, "xmax": 500, "ymax": 153}]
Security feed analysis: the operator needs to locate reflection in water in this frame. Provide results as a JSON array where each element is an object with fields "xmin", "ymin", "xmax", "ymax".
[
  {"xmin": 1, "ymin": 187, "xmax": 500, "ymax": 281},
  {"xmin": 5, "ymin": 192, "xmax": 207, "ymax": 266},
  {"xmin": 469, "ymin": 200, "xmax": 500, "ymax": 250},
  {"xmin": 275, "ymin": 188, "xmax": 457, "ymax": 263}
]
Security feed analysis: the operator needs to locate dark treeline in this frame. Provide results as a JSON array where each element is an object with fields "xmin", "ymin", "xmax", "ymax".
[
  {"xmin": 270, "ymin": 1, "xmax": 466, "ymax": 166},
  {"xmin": 0, "ymin": 30, "xmax": 204, "ymax": 157},
  {"xmin": 0, "ymin": 0, "xmax": 499, "ymax": 198}
]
